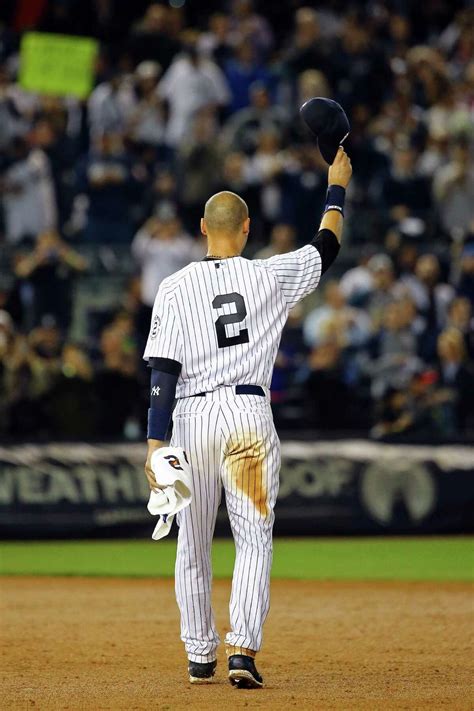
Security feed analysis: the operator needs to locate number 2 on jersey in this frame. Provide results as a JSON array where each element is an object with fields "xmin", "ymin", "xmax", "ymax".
[{"xmin": 212, "ymin": 292, "xmax": 249, "ymax": 348}]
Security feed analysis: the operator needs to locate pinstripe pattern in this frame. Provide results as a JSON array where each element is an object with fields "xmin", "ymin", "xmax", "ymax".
[
  {"xmin": 143, "ymin": 247, "xmax": 322, "ymax": 662},
  {"xmin": 143, "ymin": 247, "xmax": 322, "ymax": 395},
  {"xmin": 172, "ymin": 390, "xmax": 280, "ymax": 662}
]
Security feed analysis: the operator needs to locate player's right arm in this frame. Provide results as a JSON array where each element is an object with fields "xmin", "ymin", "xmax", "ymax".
[
  {"xmin": 143, "ymin": 283, "xmax": 183, "ymax": 490},
  {"xmin": 259, "ymin": 146, "xmax": 352, "ymax": 308}
]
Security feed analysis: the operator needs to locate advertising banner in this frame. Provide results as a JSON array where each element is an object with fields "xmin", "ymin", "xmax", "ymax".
[{"xmin": 0, "ymin": 441, "xmax": 472, "ymax": 538}]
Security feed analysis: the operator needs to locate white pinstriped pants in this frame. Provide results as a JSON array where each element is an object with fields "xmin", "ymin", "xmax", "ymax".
[{"xmin": 171, "ymin": 387, "xmax": 280, "ymax": 663}]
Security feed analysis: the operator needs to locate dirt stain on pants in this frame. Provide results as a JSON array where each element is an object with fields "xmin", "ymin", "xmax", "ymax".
[{"xmin": 225, "ymin": 436, "xmax": 268, "ymax": 517}]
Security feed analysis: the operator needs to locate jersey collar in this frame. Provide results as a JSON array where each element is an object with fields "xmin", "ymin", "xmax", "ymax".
[{"xmin": 203, "ymin": 255, "xmax": 238, "ymax": 261}]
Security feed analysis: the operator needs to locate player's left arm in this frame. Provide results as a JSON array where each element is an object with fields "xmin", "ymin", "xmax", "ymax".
[
  {"xmin": 258, "ymin": 148, "xmax": 352, "ymax": 308},
  {"xmin": 143, "ymin": 287, "xmax": 183, "ymax": 490},
  {"xmin": 310, "ymin": 146, "xmax": 352, "ymax": 273}
]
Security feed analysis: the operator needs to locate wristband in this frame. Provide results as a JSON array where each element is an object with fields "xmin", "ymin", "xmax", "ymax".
[
  {"xmin": 147, "ymin": 407, "xmax": 170, "ymax": 441},
  {"xmin": 324, "ymin": 185, "xmax": 346, "ymax": 216}
]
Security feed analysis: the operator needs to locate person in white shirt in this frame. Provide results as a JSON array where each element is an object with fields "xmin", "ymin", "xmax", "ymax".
[
  {"xmin": 132, "ymin": 206, "xmax": 203, "ymax": 344},
  {"xmin": 2, "ymin": 137, "xmax": 57, "ymax": 244},
  {"xmin": 303, "ymin": 280, "xmax": 371, "ymax": 349},
  {"xmin": 127, "ymin": 62, "xmax": 165, "ymax": 147},
  {"xmin": 88, "ymin": 72, "xmax": 136, "ymax": 140},
  {"xmin": 132, "ymin": 210, "xmax": 201, "ymax": 308},
  {"xmin": 158, "ymin": 44, "xmax": 230, "ymax": 147}
]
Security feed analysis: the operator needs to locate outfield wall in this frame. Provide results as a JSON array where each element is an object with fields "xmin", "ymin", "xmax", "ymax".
[{"xmin": 0, "ymin": 441, "xmax": 473, "ymax": 538}]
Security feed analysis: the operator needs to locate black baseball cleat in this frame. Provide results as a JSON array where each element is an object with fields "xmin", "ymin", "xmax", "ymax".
[
  {"xmin": 188, "ymin": 659, "xmax": 217, "ymax": 684},
  {"xmin": 228, "ymin": 654, "xmax": 263, "ymax": 689}
]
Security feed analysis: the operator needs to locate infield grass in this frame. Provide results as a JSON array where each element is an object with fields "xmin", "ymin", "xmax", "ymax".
[{"xmin": 0, "ymin": 537, "xmax": 473, "ymax": 582}]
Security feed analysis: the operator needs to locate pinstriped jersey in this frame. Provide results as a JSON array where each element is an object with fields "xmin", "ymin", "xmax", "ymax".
[{"xmin": 143, "ymin": 244, "xmax": 322, "ymax": 397}]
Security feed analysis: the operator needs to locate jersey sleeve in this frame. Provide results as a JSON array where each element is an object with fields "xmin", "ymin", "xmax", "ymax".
[
  {"xmin": 258, "ymin": 244, "xmax": 323, "ymax": 309},
  {"xmin": 143, "ymin": 286, "xmax": 183, "ymax": 363}
]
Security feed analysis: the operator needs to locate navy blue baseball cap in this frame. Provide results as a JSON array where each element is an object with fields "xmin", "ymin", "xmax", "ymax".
[{"xmin": 300, "ymin": 97, "xmax": 350, "ymax": 165}]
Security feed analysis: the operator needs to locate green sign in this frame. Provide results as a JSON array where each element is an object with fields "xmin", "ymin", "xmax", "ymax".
[{"xmin": 19, "ymin": 32, "xmax": 98, "ymax": 99}]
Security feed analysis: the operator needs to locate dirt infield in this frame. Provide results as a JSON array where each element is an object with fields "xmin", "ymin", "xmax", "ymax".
[{"xmin": 1, "ymin": 577, "xmax": 472, "ymax": 710}]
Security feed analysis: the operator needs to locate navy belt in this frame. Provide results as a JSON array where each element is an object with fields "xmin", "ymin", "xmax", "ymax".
[{"xmin": 194, "ymin": 385, "xmax": 265, "ymax": 397}]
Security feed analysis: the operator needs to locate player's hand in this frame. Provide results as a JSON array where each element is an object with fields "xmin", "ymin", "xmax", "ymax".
[
  {"xmin": 144, "ymin": 439, "xmax": 166, "ymax": 491},
  {"xmin": 144, "ymin": 457, "xmax": 161, "ymax": 491},
  {"xmin": 328, "ymin": 146, "xmax": 352, "ymax": 188}
]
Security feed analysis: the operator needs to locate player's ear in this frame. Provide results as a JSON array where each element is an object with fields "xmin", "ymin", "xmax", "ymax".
[
  {"xmin": 243, "ymin": 217, "xmax": 250, "ymax": 235},
  {"xmin": 200, "ymin": 218, "xmax": 207, "ymax": 236}
]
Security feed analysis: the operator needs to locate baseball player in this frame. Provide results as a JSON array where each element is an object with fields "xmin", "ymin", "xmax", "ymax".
[{"xmin": 143, "ymin": 142, "xmax": 352, "ymax": 687}]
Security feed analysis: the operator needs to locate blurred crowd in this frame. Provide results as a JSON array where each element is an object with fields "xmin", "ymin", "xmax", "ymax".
[{"xmin": 0, "ymin": 0, "xmax": 473, "ymax": 442}]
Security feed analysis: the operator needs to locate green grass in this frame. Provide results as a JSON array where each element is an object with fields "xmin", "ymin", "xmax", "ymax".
[{"xmin": 0, "ymin": 538, "xmax": 473, "ymax": 582}]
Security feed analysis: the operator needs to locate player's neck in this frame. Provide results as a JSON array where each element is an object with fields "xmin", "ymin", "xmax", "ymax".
[
  {"xmin": 206, "ymin": 251, "xmax": 240, "ymax": 259},
  {"xmin": 206, "ymin": 241, "xmax": 242, "ymax": 259},
  {"xmin": 205, "ymin": 229, "xmax": 246, "ymax": 258}
]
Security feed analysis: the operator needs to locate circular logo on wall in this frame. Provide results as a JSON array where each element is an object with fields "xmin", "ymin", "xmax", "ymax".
[{"xmin": 360, "ymin": 460, "xmax": 436, "ymax": 524}]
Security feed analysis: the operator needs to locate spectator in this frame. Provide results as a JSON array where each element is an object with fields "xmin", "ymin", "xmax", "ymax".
[
  {"xmin": 404, "ymin": 253, "xmax": 454, "ymax": 332},
  {"xmin": 297, "ymin": 68, "xmax": 331, "ymax": 106},
  {"xmin": 303, "ymin": 280, "xmax": 371, "ymax": 350},
  {"xmin": 0, "ymin": 327, "xmax": 46, "ymax": 437},
  {"xmin": 380, "ymin": 138, "xmax": 433, "ymax": 226},
  {"xmin": 279, "ymin": 144, "xmax": 328, "ymax": 245},
  {"xmin": 132, "ymin": 208, "xmax": 200, "ymax": 344},
  {"xmin": 30, "ymin": 114, "xmax": 80, "ymax": 227},
  {"xmin": 126, "ymin": 61, "xmax": 165, "ymax": 149},
  {"xmin": 446, "ymin": 296, "xmax": 474, "ymax": 358},
  {"xmin": 246, "ymin": 129, "xmax": 284, "ymax": 228},
  {"xmin": 14, "ymin": 230, "xmax": 87, "ymax": 331},
  {"xmin": 145, "ymin": 168, "xmax": 181, "ymax": 220},
  {"xmin": 0, "ymin": 66, "xmax": 32, "ymax": 150},
  {"xmin": 435, "ymin": 327, "xmax": 474, "ymax": 433},
  {"xmin": 76, "ymin": 133, "xmax": 142, "ymax": 243},
  {"xmin": 94, "ymin": 317, "xmax": 141, "ymax": 438},
  {"xmin": 371, "ymin": 387, "xmax": 414, "ymax": 441},
  {"xmin": 366, "ymin": 254, "xmax": 405, "ymax": 327},
  {"xmin": 271, "ymin": 305, "xmax": 308, "ymax": 423},
  {"xmin": 304, "ymin": 335, "xmax": 365, "ymax": 431},
  {"xmin": 283, "ymin": 7, "xmax": 328, "ymax": 81},
  {"xmin": 158, "ymin": 38, "xmax": 230, "ymax": 147},
  {"xmin": 221, "ymin": 82, "xmax": 288, "ymax": 154},
  {"xmin": 87, "ymin": 71, "xmax": 135, "ymax": 141},
  {"xmin": 433, "ymin": 137, "xmax": 474, "ymax": 235},
  {"xmin": 371, "ymin": 373, "xmax": 446, "ymax": 441},
  {"xmin": 254, "ymin": 223, "xmax": 295, "ymax": 259},
  {"xmin": 177, "ymin": 110, "xmax": 223, "ymax": 232},
  {"xmin": 365, "ymin": 299, "xmax": 423, "ymax": 399},
  {"xmin": 289, "ymin": 69, "xmax": 331, "ymax": 145},
  {"xmin": 224, "ymin": 40, "xmax": 272, "ymax": 114},
  {"xmin": 230, "ymin": 0, "xmax": 273, "ymax": 60},
  {"xmin": 3, "ymin": 319, "xmax": 66, "ymax": 437},
  {"xmin": 219, "ymin": 151, "xmax": 261, "ymax": 239},
  {"xmin": 128, "ymin": 3, "xmax": 181, "ymax": 71},
  {"xmin": 339, "ymin": 248, "xmax": 375, "ymax": 306},
  {"xmin": 1, "ymin": 136, "xmax": 57, "ymax": 244},
  {"xmin": 329, "ymin": 11, "xmax": 390, "ymax": 113},
  {"xmin": 45, "ymin": 343, "xmax": 97, "ymax": 439},
  {"xmin": 198, "ymin": 13, "xmax": 233, "ymax": 67}
]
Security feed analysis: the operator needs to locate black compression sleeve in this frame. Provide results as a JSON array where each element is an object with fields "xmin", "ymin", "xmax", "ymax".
[
  {"xmin": 310, "ymin": 228, "xmax": 340, "ymax": 275},
  {"xmin": 147, "ymin": 357, "xmax": 182, "ymax": 440}
]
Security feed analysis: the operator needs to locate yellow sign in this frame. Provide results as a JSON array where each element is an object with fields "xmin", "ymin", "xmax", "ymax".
[{"xmin": 19, "ymin": 32, "xmax": 98, "ymax": 99}]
